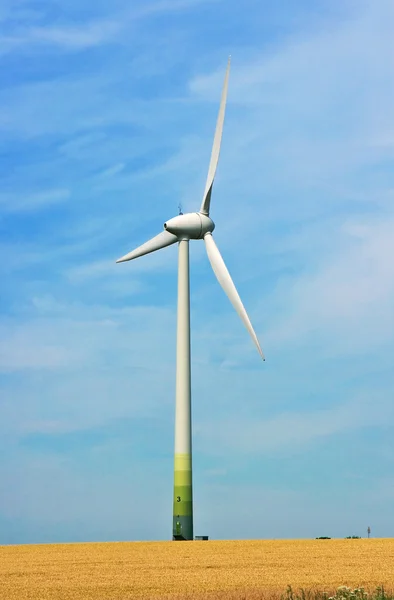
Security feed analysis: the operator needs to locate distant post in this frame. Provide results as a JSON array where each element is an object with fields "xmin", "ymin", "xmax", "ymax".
[{"xmin": 367, "ymin": 526, "xmax": 371, "ymax": 538}]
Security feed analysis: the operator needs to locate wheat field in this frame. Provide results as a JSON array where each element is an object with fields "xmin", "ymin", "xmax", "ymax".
[{"xmin": 1, "ymin": 538, "xmax": 393, "ymax": 600}]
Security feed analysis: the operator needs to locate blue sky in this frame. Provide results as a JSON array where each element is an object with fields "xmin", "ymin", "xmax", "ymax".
[{"xmin": 1, "ymin": 0, "xmax": 393, "ymax": 544}]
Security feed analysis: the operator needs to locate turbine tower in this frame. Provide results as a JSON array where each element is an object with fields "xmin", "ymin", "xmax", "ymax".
[{"xmin": 116, "ymin": 58, "xmax": 264, "ymax": 541}]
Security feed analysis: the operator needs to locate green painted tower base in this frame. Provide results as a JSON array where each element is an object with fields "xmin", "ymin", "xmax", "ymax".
[{"xmin": 172, "ymin": 453, "xmax": 193, "ymax": 540}]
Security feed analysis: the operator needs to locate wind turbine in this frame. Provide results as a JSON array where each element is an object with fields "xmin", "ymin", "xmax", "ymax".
[{"xmin": 116, "ymin": 57, "xmax": 264, "ymax": 541}]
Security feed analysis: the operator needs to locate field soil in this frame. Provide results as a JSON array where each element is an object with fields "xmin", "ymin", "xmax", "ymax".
[{"xmin": 1, "ymin": 538, "xmax": 393, "ymax": 600}]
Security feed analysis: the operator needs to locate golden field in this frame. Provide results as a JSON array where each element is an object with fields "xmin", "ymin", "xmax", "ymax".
[{"xmin": 1, "ymin": 538, "xmax": 393, "ymax": 600}]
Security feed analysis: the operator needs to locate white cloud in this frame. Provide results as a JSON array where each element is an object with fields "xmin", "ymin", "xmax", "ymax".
[
  {"xmin": 0, "ymin": 20, "xmax": 119, "ymax": 55},
  {"xmin": 196, "ymin": 389, "xmax": 394, "ymax": 456},
  {"xmin": 0, "ymin": 299, "xmax": 177, "ymax": 374},
  {"xmin": 96, "ymin": 163, "xmax": 126, "ymax": 179},
  {"xmin": 0, "ymin": 188, "xmax": 70, "ymax": 213},
  {"xmin": 263, "ymin": 213, "xmax": 394, "ymax": 356},
  {"xmin": 0, "ymin": 0, "xmax": 221, "ymax": 55},
  {"xmin": 0, "ymin": 339, "xmax": 72, "ymax": 371},
  {"xmin": 29, "ymin": 21, "xmax": 120, "ymax": 49}
]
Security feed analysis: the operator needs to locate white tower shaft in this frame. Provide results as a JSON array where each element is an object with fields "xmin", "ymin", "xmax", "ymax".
[{"xmin": 172, "ymin": 239, "xmax": 193, "ymax": 540}]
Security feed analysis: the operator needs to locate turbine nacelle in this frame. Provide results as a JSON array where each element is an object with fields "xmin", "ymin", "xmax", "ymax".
[{"xmin": 164, "ymin": 212, "xmax": 215, "ymax": 240}]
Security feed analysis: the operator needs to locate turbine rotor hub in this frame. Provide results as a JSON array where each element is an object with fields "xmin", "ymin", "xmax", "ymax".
[{"xmin": 164, "ymin": 212, "xmax": 215, "ymax": 240}]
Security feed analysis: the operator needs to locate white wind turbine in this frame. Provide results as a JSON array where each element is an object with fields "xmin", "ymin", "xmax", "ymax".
[{"xmin": 116, "ymin": 58, "xmax": 264, "ymax": 541}]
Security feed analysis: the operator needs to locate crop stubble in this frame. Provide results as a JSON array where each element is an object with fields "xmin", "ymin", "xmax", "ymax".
[{"xmin": 0, "ymin": 538, "xmax": 393, "ymax": 600}]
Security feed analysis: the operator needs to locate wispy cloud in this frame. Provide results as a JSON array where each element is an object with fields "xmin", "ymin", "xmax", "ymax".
[
  {"xmin": 0, "ymin": 21, "xmax": 119, "ymax": 55},
  {"xmin": 96, "ymin": 163, "xmax": 126, "ymax": 179},
  {"xmin": 0, "ymin": 188, "xmax": 70, "ymax": 213},
  {"xmin": 262, "ymin": 213, "xmax": 394, "ymax": 357},
  {"xmin": 0, "ymin": 0, "xmax": 221, "ymax": 55},
  {"xmin": 196, "ymin": 390, "xmax": 394, "ymax": 456}
]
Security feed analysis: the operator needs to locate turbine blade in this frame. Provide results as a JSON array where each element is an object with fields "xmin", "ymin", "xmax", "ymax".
[
  {"xmin": 204, "ymin": 233, "xmax": 265, "ymax": 360},
  {"xmin": 116, "ymin": 230, "xmax": 178, "ymax": 263},
  {"xmin": 200, "ymin": 57, "xmax": 231, "ymax": 216}
]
